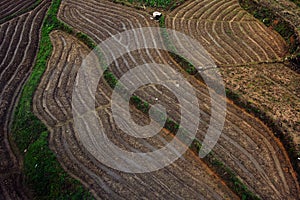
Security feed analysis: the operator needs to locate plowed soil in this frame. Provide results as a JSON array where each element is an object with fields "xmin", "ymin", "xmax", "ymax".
[
  {"xmin": 33, "ymin": 30, "xmax": 240, "ymax": 199},
  {"xmin": 0, "ymin": 0, "xmax": 50, "ymax": 199},
  {"xmin": 27, "ymin": 0, "xmax": 300, "ymax": 199}
]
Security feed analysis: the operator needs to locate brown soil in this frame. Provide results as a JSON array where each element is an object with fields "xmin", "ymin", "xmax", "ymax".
[
  {"xmin": 0, "ymin": 0, "xmax": 50, "ymax": 199},
  {"xmin": 40, "ymin": 0, "xmax": 300, "ymax": 199},
  {"xmin": 33, "ymin": 30, "xmax": 239, "ymax": 199},
  {"xmin": 220, "ymin": 63, "xmax": 300, "ymax": 153},
  {"xmin": 165, "ymin": 0, "xmax": 300, "ymax": 197},
  {"xmin": 166, "ymin": 0, "xmax": 288, "ymax": 66}
]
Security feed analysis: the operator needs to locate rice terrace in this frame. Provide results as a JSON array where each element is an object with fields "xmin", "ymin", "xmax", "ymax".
[{"xmin": 0, "ymin": 0, "xmax": 299, "ymax": 199}]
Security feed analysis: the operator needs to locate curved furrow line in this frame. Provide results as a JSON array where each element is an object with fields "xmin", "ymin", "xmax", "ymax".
[
  {"xmin": 0, "ymin": 23, "xmax": 9, "ymax": 51},
  {"xmin": 64, "ymin": 122, "xmax": 153, "ymax": 199},
  {"xmin": 167, "ymin": 18, "xmax": 234, "ymax": 65},
  {"xmin": 0, "ymin": 0, "xmax": 50, "ymax": 134},
  {"xmin": 220, "ymin": 63, "xmax": 300, "ymax": 152},
  {"xmin": 52, "ymin": 36, "xmax": 77, "ymax": 120},
  {"xmin": 221, "ymin": 111, "xmax": 293, "ymax": 195},
  {"xmin": 218, "ymin": 101, "xmax": 294, "ymax": 195},
  {"xmin": 179, "ymin": 19, "xmax": 226, "ymax": 65},
  {"xmin": 222, "ymin": 6, "xmax": 246, "ymax": 21},
  {"xmin": 1, "ymin": 14, "xmax": 30, "ymax": 69},
  {"xmin": 189, "ymin": 77, "xmax": 292, "ymax": 167},
  {"xmin": 95, "ymin": 107, "xmax": 235, "ymax": 199},
  {"xmin": 176, "ymin": 0, "xmax": 247, "ymax": 22},
  {"xmin": 100, "ymin": 106, "xmax": 226, "ymax": 199},
  {"xmin": 51, "ymin": 126, "xmax": 119, "ymax": 199},
  {"xmin": 37, "ymin": 35, "xmax": 69, "ymax": 124},
  {"xmin": 64, "ymin": 5, "xmax": 133, "ymax": 45},
  {"xmin": 34, "ymin": 36, "xmax": 64, "ymax": 126},
  {"xmin": 63, "ymin": 0, "xmax": 150, "ymax": 26},
  {"xmin": 34, "ymin": 28, "xmax": 239, "ymax": 199},
  {"xmin": 236, "ymin": 22, "xmax": 270, "ymax": 61},
  {"xmin": 244, "ymin": 22, "xmax": 282, "ymax": 60},
  {"xmin": 76, "ymin": 9, "xmax": 153, "ymax": 72},
  {"xmin": 232, "ymin": 22, "xmax": 268, "ymax": 62}
]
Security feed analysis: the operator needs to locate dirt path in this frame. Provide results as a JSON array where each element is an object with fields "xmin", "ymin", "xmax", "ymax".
[{"xmin": 0, "ymin": 0, "xmax": 50, "ymax": 199}]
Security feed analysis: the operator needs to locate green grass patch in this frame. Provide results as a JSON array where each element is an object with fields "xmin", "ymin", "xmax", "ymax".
[
  {"xmin": 12, "ymin": 0, "xmax": 93, "ymax": 199},
  {"xmin": 24, "ymin": 132, "xmax": 93, "ymax": 199}
]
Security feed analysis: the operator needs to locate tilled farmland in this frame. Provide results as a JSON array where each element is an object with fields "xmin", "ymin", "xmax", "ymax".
[
  {"xmin": 0, "ymin": 0, "xmax": 50, "ymax": 199},
  {"xmin": 166, "ymin": 0, "xmax": 287, "ymax": 66},
  {"xmin": 0, "ymin": 0, "xmax": 38, "ymax": 22},
  {"xmin": 1, "ymin": 0, "xmax": 300, "ymax": 199},
  {"xmin": 33, "ymin": 30, "xmax": 240, "ymax": 199}
]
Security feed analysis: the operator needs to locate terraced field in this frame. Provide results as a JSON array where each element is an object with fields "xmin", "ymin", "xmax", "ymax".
[
  {"xmin": 33, "ymin": 30, "xmax": 239, "ymax": 199},
  {"xmin": 166, "ymin": 0, "xmax": 287, "ymax": 66},
  {"xmin": 165, "ymin": 0, "xmax": 300, "ymax": 170},
  {"xmin": 0, "ymin": 0, "xmax": 50, "ymax": 199},
  {"xmin": 0, "ymin": 0, "xmax": 297, "ymax": 199},
  {"xmin": 25, "ymin": 0, "xmax": 300, "ymax": 198}
]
